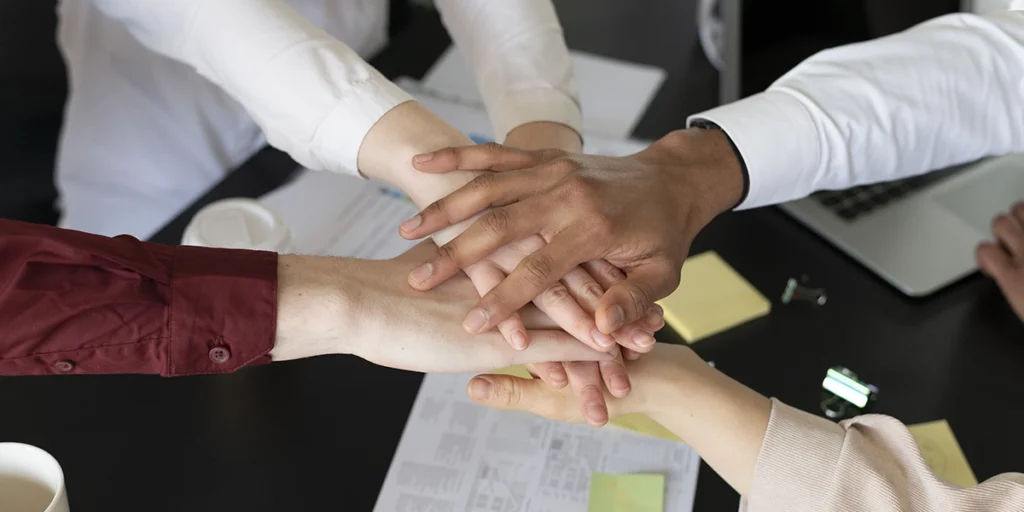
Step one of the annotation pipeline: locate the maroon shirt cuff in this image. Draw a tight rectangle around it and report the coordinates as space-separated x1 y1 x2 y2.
0 219 278 377
165 245 278 376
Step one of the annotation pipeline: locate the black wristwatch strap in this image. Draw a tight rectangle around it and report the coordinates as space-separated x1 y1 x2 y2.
690 119 750 209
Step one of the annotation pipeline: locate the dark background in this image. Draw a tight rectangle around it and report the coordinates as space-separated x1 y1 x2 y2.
2 1 1022 511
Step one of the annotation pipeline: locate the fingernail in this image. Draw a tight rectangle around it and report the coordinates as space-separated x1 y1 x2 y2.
413 153 434 163
591 329 615 349
654 304 664 316
400 215 422 232
512 331 528 351
469 378 491 400
645 309 663 329
409 263 433 285
606 305 625 332
632 330 655 348
586 403 608 424
463 308 489 333
611 375 630 394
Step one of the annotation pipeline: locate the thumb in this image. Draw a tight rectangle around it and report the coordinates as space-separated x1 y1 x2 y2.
596 261 680 334
467 374 581 423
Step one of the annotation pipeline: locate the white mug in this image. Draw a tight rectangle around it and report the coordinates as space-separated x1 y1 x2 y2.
182 198 294 253
0 443 69 512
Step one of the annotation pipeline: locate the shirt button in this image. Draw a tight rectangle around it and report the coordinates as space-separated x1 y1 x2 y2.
53 360 75 373
209 346 231 364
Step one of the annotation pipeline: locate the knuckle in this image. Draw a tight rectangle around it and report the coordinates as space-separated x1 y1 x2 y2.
435 242 461 266
480 141 505 156
521 254 554 287
494 379 522 407
480 209 511 238
550 157 582 176
559 175 595 203
597 264 625 284
538 148 568 161
586 214 615 238
580 282 604 302
993 214 1013 233
541 283 572 307
468 172 497 192
625 284 652 317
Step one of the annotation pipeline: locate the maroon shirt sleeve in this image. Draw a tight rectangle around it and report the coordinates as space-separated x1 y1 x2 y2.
0 219 278 376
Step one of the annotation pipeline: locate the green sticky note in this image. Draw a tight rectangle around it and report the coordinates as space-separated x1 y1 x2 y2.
588 473 665 512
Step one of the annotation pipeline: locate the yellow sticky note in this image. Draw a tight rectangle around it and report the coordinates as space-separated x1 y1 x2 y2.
609 414 680 442
491 365 534 379
657 251 770 343
909 420 978 487
588 473 664 512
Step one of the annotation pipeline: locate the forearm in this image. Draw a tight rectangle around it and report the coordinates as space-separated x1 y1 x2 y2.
0 220 277 376
357 102 485 244
692 10 1024 209
632 351 771 496
435 0 582 140
92 0 411 175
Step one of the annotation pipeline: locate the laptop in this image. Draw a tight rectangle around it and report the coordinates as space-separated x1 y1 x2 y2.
719 0 1024 296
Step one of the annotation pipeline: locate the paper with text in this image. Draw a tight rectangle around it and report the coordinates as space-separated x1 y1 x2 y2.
260 170 419 259
372 373 700 512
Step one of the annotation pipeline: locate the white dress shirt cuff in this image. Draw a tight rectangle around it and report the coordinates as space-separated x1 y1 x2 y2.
491 88 583 142
689 90 821 210
311 75 414 175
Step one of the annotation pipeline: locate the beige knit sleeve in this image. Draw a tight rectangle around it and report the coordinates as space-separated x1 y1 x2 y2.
738 399 1024 512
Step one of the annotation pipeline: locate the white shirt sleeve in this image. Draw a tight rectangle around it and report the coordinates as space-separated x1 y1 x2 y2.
689 8 1024 210
89 0 413 175
434 0 582 140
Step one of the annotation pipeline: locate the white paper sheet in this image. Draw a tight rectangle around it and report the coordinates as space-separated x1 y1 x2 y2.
373 373 700 512
421 47 666 138
260 170 419 259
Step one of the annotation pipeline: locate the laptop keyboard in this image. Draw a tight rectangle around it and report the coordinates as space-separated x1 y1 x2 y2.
813 169 959 221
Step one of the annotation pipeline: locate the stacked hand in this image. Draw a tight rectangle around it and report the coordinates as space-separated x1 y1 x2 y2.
398 127 746 425
271 241 615 372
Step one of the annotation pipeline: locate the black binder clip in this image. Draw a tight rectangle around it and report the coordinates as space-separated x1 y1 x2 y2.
820 366 878 420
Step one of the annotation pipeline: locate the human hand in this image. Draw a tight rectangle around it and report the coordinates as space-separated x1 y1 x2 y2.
358 104 656 362
977 202 1024 321
270 243 613 373
466 121 653 427
466 343 700 424
467 342 773 496
401 128 745 336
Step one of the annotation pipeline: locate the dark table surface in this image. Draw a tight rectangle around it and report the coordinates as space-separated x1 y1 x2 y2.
3 3 1024 511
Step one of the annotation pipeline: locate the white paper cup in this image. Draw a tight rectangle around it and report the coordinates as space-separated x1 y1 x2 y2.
182 198 293 253
0 443 69 512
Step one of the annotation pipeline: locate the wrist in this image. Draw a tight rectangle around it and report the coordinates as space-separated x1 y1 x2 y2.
270 255 361 362
357 101 476 206
642 128 745 228
504 121 583 152
608 344 705 418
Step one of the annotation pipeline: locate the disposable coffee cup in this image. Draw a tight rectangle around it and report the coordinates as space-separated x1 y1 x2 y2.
182 198 293 253
0 443 70 512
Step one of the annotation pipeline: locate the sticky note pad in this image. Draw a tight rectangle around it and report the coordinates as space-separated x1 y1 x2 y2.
657 251 770 343
589 473 664 512
909 420 978 487
609 414 680 442
491 365 534 379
